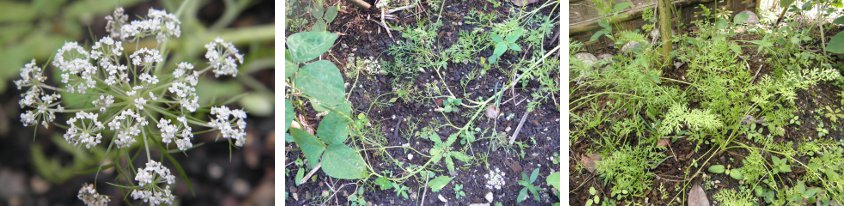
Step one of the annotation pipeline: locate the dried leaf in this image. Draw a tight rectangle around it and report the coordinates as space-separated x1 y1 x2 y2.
688 184 710 206
581 153 602 173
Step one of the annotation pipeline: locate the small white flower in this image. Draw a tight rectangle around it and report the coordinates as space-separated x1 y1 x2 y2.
93 95 114 113
204 37 243 77
108 109 149 148
102 63 129 86
105 7 128 39
14 60 47 90
130 48 163 69
65 111 104 149
120 8 180 43
209 106 248 146
54 42 97 93
90 37 124 60
139 73 159 85
78 183 110 206
159 116 194 151
132 160 176 205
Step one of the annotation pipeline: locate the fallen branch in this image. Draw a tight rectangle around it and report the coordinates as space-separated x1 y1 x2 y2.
509 110 530 144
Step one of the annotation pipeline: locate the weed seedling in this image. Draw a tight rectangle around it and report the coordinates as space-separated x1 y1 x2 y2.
517 167 542 203
488 27 524 64
429 133 472 173
585 186 601 206
454 184 466 199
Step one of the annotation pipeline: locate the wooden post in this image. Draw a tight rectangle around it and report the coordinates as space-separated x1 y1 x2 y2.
658 0 673 67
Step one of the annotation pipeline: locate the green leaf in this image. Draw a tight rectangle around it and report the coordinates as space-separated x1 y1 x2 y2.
450 151 471 162
505 28 524 43
428 176 453 192
445 134 458 146
585 199 593 206
529 168 540 182
779 0 794 7
590 30 606 42
0 2 36 22
517 188 528 203
322 144 368 179
285 59 298 78
375 176 394 190
311 5 325 19
312 20 327 32
287 31 339 62
508 42 522 52
612 2 632 12
445 156 456 173
827 32 844 54
729 169 744 180
290 128 326 168
294 60 347 110
546 172 560 191
491 33 503 42
324 5 339 22
317 111 350 145
707 165 725 174
295 167 305 185
489 42 508 63
285 99 294 132
833 16 844 25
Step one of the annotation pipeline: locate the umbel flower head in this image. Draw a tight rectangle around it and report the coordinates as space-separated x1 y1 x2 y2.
15 7 249 206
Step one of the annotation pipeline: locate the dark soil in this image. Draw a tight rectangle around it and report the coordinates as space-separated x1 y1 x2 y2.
285 0 560 205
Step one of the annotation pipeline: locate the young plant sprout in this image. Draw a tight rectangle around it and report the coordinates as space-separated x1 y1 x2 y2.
14 7 248 205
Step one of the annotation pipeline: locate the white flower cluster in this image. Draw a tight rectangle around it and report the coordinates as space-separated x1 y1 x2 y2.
484 168 506 190
209 106 248 146
158 116 194 151
65 112 105 149
78 183 110 206
108 110 149 148
54 42 97 93
119 8 181 43
205 37 244 77
132 160 176 205
15 7 250 205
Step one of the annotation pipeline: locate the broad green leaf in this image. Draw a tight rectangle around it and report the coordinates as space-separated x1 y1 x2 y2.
285 58 298 78
285 99 294 132
311 5 324 19
287 32 339 62
779 0 794 7
317 111 350 145
322 144 368 179
834 16 844 25
589 30 606 42
707 165 725 174
729 169 744 180
509 42 522 52
294 60 346 110
239 92 274 116
290 128 326 168
827 32 844 54
324 5 339 22
491 33 503 42
375 176 394 190
428 176 453 192
547 172 560 191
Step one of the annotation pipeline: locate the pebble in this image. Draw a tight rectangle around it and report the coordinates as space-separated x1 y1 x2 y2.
736 10 759 25
485 192 494 202
408 154 414 161
209 163 223 179
30 176 49 194
438 194 448 203
0 169 27 199
574 53 598 67
598 53 613 61
232 178 251 196
621 41 643 53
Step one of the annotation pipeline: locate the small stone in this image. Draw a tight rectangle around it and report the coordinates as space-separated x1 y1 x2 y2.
408 154 414 161
597 53 613 61
485 105 500 119
438 194 448 203
736 10 759 25
232 178 251 196
30 176 49 194
575 53 598 67
485 192 494 202
621 41 643 53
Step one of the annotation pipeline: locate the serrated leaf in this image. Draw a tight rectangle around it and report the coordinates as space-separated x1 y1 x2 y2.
324 5 339 22
450 151 471 162
317 111 350 145
285 99 294 132
707 165 725 174
428 176 453 192
375 176 394 190
322 144 367 179
827 32 844 54
445 155 455 173
287 31 339 62
509 42 522 52
517 188 528 203
505 28 524 43
290 128 326 168
294 60 346 111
